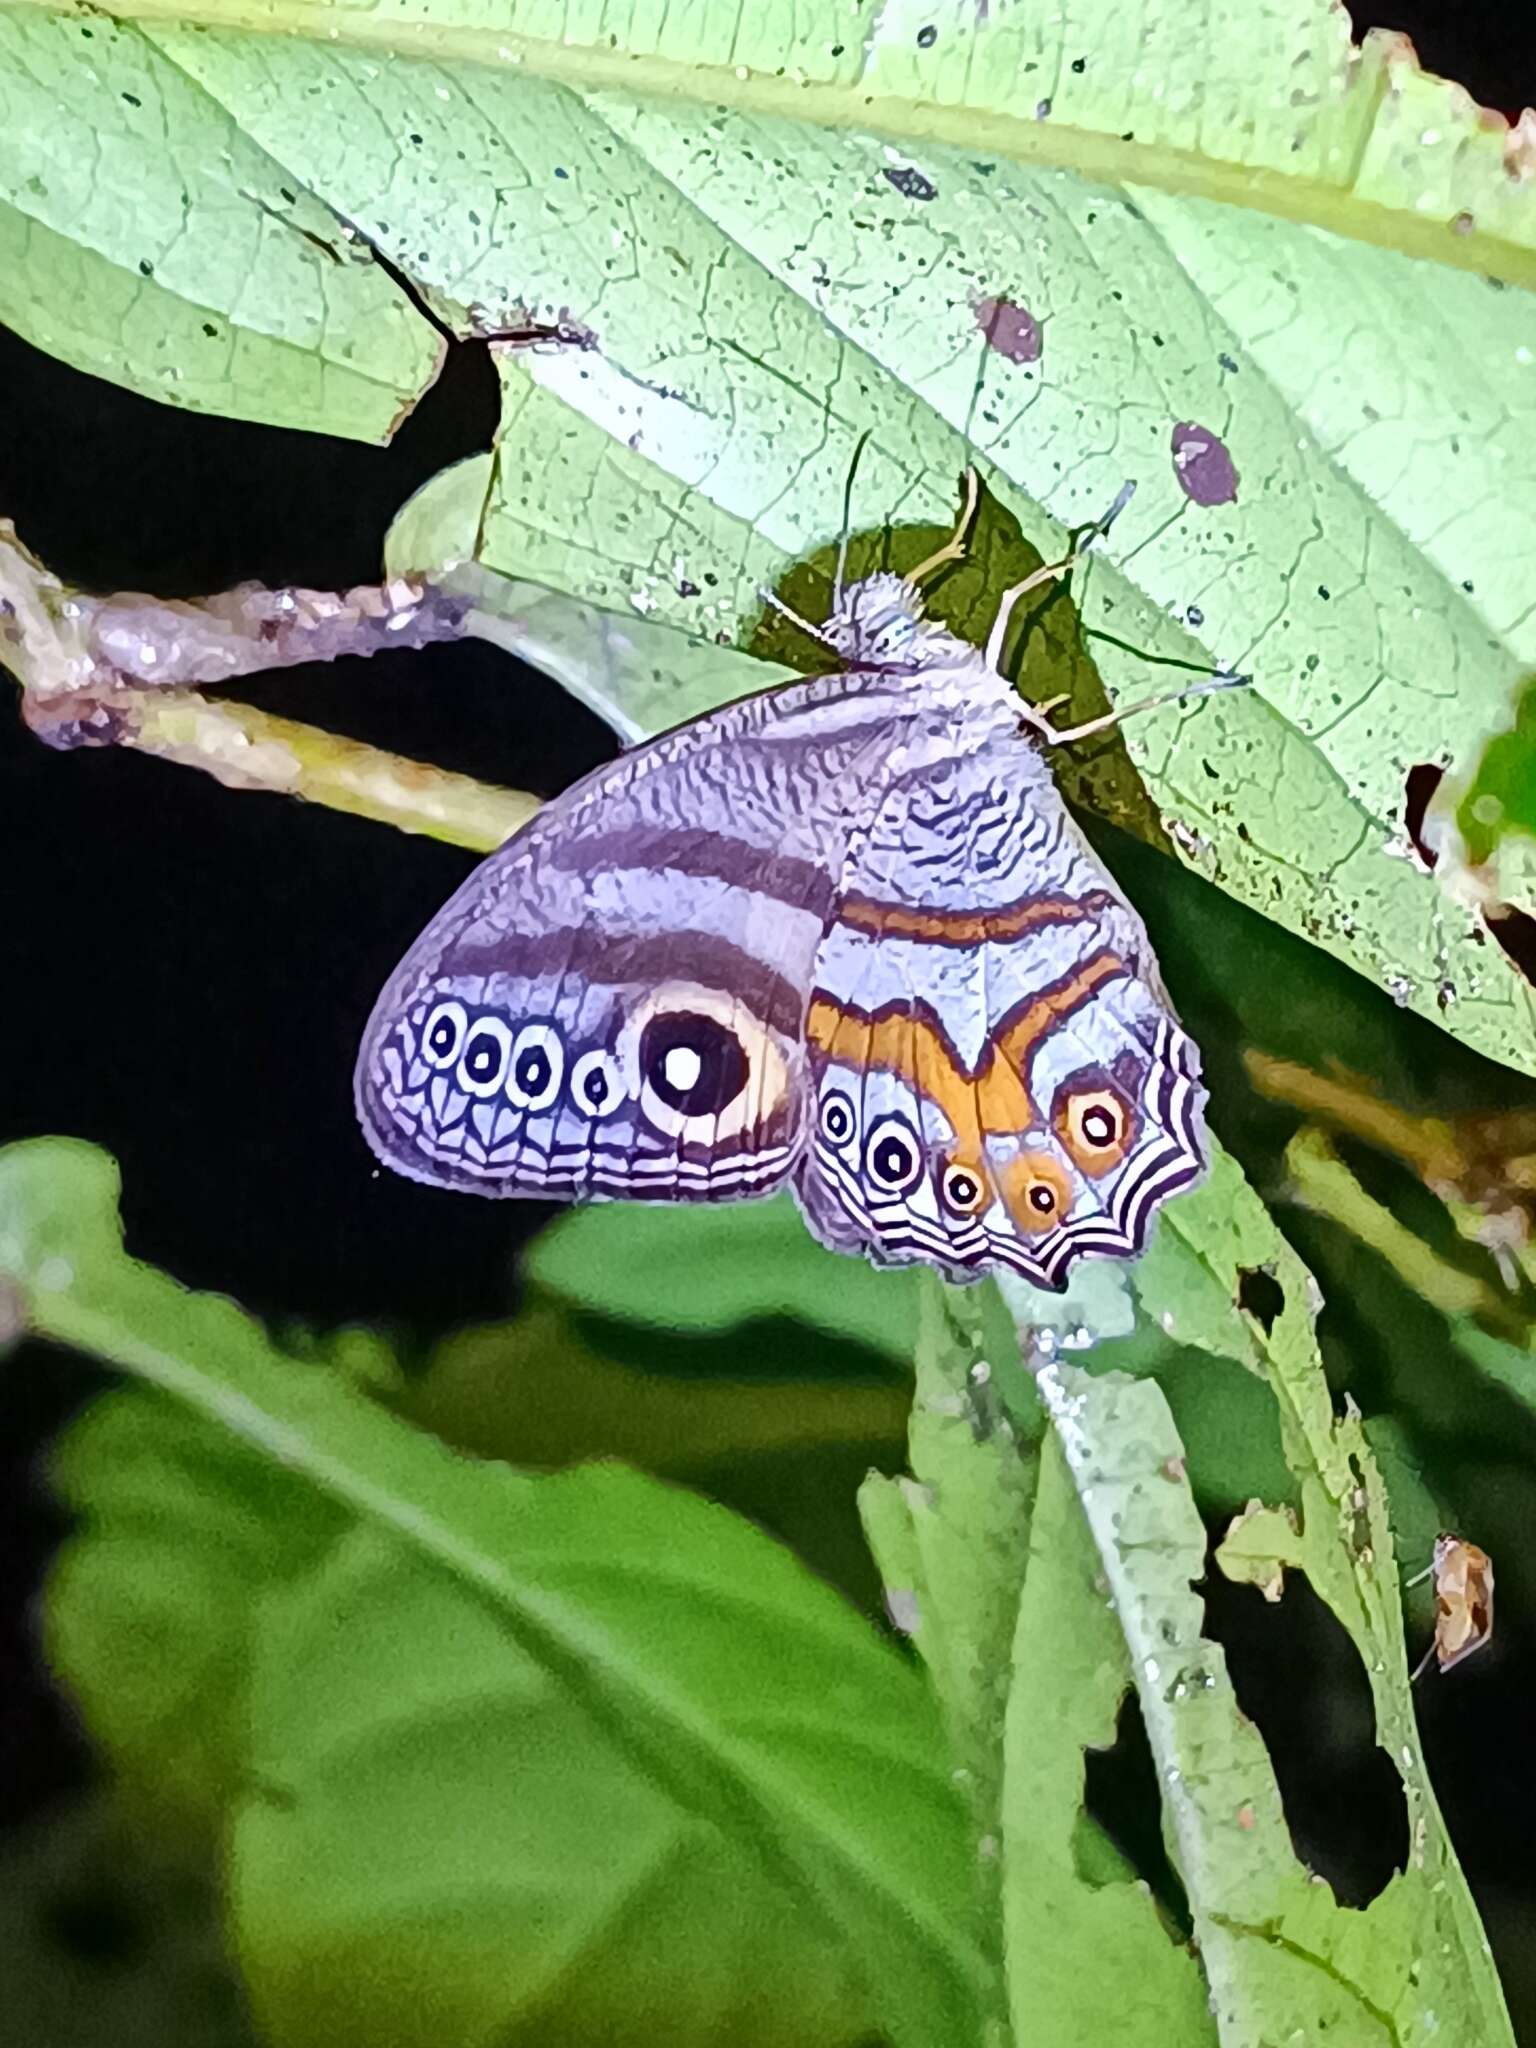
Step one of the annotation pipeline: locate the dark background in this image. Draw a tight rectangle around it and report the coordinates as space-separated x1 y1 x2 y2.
2 6 1533 2039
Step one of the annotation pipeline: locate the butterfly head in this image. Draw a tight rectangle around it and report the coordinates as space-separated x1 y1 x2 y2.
821 569 925 662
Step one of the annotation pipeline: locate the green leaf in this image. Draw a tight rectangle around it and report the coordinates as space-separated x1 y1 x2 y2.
1019 1143 1517 2046
525 1193 923 1363
4 0 1534 1062
0 7 439 439
408 1296 911 1474
46 1387 345 1827
0 1138 986 2048
1001 1429 1215 2046
234 1524 871 2048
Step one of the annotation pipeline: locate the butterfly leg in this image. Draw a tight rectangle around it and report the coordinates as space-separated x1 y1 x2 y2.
1038 672 1250 746
983 553 1081 672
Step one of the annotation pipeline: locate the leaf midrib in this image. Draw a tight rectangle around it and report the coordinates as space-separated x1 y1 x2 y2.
9 0 1532 291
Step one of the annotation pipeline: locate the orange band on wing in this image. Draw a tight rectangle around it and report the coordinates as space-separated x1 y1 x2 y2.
840 890 1115 947
806 950 1128 1146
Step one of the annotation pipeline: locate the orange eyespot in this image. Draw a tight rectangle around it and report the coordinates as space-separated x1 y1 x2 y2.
1055 1084 1133 1176
1000 1153 1073 1234
939 1158 992 1215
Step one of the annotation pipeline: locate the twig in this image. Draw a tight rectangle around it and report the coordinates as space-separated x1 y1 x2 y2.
0 520 535 852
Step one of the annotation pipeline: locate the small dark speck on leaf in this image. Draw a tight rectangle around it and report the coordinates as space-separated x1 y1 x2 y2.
1317 585 1331 600
1035 97 1052 119
1171 422 1239 506
677 578 700 598
138 259 153 277
917 23 937 46
202 322 218 338
1237 1267 1285 1334
830 42 844 56
1463 579 1475 593
554 166 569 179
1071 54 1087 71
1186 604 1204 626
121 91 141 106
1219 352 1239 373
883 164 938 202
408 132 423 146
974 294 1042 364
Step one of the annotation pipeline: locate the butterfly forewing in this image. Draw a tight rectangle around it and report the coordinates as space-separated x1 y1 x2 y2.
355 672 909 1203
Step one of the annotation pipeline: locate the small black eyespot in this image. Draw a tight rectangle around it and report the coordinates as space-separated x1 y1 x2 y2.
507 1023 562 1110
569 1048 623 1119
466 1035 502 1084
820 1092 856 1144
1029 1183 1057 1214
1082 1105 1118 1146
422 999 468 1069
640 1011 749 1117
459 1018 511 1095
865 1116 923 1194
515 1045 550 1094
942 1166 981 1211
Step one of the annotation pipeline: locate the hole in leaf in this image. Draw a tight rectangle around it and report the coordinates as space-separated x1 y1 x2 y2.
1203 1540 1409 1906
1081 1686 1193 1941
1488 908 1536 988
1236 1265 1285 1334
1402 761 1444 868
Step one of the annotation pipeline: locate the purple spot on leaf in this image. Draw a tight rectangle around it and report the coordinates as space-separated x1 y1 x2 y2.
974 295 1042 364
1171 422 1239 507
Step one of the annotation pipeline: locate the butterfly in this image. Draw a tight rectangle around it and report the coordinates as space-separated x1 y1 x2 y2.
355 474 1210 1289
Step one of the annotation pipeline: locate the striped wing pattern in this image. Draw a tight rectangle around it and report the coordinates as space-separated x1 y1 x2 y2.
355 671 905 1202
793 709 1208 1289
357 647 1208 1287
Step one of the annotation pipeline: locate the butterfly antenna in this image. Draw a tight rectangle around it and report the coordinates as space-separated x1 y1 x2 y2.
760 583 839 651
1072 477 1136 553
904 466 981 590
832 428 875 609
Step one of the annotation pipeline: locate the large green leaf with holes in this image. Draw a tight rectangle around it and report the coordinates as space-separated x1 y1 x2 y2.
1 0 1534 1068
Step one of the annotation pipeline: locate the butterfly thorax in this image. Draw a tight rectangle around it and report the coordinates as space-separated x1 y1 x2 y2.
819 572 1020 741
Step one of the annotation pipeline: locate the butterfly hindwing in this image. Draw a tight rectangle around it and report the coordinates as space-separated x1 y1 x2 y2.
793 714 1208 1287
355 671 911 1202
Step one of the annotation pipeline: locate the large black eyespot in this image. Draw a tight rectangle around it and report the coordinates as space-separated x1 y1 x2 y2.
422 999 468 1070
864 1115 923 1195
459 1017 511 1096
819 1092 856 1146
639 1011 749 1117
507 1023 563 1111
